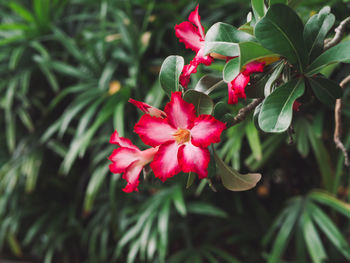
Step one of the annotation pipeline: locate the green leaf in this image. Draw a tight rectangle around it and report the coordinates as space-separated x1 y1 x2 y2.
251 0 266 20
258 78 305 133
306 41 350 75
301 208 327 263
303 7 335 62
186 172 196 189
194 75 224 95
204 22 256 57
245 121 262 161
159 55 184 96
269 0 287 5
308 75 342 106
264 61 284 96
255 4 307 71
83 165 109 212
309 202 350 260
8 2 35 23
172 187 187 216
294 118 310 157
223 42 278 82
187 202 227 218
183 90 214 115
267 199 301 263
309 190 350 219
214 152 261 191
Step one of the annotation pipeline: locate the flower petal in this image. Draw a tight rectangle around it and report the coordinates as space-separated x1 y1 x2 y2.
164 92 196 129
150 141 181 182
188 5 205 40
109 129 138 150
108 148 140 173
175 21 203 52
134 114 176 147
243 61 265 75
228 73 250 104
122 161 143 193
178 143 210 179
190 115 226 147
129 98 166 119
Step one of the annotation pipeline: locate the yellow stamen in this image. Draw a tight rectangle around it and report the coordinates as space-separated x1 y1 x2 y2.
173 129 191 144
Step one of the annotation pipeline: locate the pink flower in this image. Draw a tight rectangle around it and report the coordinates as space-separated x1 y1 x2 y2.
228 61 265 104
175 5 214 88
109 130 158 193
128 98 166 118
134 92 226 181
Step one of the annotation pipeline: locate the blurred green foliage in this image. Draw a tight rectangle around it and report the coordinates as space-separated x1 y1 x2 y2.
0 0 350 262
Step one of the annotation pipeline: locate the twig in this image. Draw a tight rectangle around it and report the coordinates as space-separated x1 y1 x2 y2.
334 75 350 166
231 98 263 126
324 16 350 50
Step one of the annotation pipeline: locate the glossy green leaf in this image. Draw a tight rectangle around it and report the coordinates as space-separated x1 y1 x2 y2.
251 0 266 20
309 202 350 260
259 78 305 133
214 152 261 191
303 7 335 62
204 22 255 57
306 41 350 75
223 42 277 82
159 55 184 96
301 209 327 263
308 75 342 106
255 4 307 71
183 90 214 115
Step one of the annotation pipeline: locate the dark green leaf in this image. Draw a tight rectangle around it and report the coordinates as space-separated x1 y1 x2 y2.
159 55 184 96
183 90 214 115
187 202 228 218
308 75 342 106
258 78 305 133
306 41 350 75
264 61 284 96
255 4 307 71
303 7 335 62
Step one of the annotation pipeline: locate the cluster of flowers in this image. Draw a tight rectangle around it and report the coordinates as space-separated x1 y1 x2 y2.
175 5 265 104
109 92 226 192
108 5 283 192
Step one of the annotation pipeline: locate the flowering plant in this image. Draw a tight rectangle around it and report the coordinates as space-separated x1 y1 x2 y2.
109 2 350 192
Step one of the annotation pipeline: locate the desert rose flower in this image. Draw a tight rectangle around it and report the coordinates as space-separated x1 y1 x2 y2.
134 92 226 181
175 5 213 88
228 60 265 104
128 98 166 118
109 130 158 193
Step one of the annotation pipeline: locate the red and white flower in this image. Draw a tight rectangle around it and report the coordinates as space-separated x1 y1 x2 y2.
134 92 226 181
175 5 214 88
228 60 265 104
109 130 158 193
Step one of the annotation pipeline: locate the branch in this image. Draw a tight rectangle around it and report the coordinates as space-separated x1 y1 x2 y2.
334 75 350 166
231 98 263 126
324 16 350 50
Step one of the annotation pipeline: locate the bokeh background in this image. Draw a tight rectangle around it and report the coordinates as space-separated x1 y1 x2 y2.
1 0 350 262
